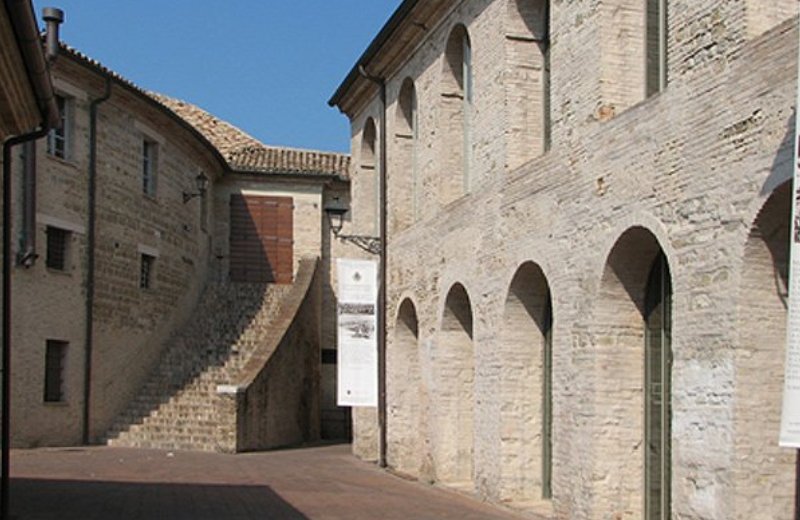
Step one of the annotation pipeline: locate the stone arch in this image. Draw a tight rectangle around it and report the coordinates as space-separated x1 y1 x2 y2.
387 298 423 476
439 24 472 206
392 78 417 231
432 282 475 486
359 117 378 233
734 180 795 518
592 226 671 519
506 0 550 169
499 261 553 502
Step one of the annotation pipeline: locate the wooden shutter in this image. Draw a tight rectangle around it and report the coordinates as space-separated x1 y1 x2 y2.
229 194 293 283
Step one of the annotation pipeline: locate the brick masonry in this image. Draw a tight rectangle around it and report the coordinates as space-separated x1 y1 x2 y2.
334 1 800 518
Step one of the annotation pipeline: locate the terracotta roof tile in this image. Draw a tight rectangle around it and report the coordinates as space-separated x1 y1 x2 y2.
154 94 350 179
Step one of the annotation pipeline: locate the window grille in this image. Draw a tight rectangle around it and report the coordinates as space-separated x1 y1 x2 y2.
44 340 67 403
46 226 69 271
140 254 155 289
142 140 157 196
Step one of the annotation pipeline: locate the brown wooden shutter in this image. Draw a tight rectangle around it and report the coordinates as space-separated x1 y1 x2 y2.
229 194 293 283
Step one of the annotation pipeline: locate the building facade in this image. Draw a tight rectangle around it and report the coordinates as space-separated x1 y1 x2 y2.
3 28 352 448
330 1 800 518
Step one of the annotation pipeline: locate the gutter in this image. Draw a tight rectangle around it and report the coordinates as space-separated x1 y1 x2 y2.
327 0 419 109
3 0 59 130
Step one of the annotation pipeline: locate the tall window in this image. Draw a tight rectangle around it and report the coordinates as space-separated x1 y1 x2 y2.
44 340 68 403
462 32 473 190
644 251 671 519
507 0 551 167
646 0 668 97
140 253 155 289
45 226 70 271
440 25 472 205
142 140 157 197
396 78 417 227
47 95 70 159
361 118 378 233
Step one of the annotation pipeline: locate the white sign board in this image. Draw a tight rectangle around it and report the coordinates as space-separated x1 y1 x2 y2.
779 28 800 448
336 258 378 407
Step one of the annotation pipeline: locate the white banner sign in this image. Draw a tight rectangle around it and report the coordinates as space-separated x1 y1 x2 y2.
336 258 378 407
779 27 800 448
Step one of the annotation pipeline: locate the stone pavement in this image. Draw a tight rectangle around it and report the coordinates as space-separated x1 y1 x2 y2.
10 443 527 519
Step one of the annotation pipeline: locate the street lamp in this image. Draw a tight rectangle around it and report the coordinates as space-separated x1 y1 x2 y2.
182 172 208 203
324 196 381 255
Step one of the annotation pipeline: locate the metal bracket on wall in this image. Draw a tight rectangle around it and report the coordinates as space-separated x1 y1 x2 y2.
335 234 381 255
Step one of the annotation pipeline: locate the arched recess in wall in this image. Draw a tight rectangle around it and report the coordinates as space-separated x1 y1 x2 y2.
387 298 424 477
499 262 553 502
439 24 472 207
359 117 378 233
393 78 417 232
734 181 795 518
432 283 475 486
593 226 672 519
506 0 550 171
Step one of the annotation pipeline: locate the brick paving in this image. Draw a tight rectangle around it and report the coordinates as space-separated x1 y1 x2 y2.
9 443 526 519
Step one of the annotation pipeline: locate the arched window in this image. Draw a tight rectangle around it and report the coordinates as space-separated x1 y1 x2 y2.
644 251 671 519
360 118 378 233
646 0 668 97
394 78 417 229
507 0 551 168
594 227 672 518
735 182 796 518
433 283 474 486
500 262 553 501
387 299 423 476
440 25 472 206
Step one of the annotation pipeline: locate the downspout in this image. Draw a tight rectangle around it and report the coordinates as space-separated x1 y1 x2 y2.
358 65 388 468
1 3 62 518
2 126 48 520
83 77 112 445
17 141 37 267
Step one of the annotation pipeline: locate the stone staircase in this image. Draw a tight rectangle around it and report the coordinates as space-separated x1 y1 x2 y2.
104 281 292 452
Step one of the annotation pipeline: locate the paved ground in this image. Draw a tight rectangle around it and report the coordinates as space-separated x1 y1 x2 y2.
9 443 526 519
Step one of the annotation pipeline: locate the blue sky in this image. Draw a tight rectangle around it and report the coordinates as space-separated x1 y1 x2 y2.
32 1 401 153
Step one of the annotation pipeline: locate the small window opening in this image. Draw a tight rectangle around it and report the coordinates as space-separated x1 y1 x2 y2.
44 340 67 403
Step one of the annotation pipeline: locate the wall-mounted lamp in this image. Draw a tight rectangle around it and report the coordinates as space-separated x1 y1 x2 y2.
182 172 208 203
323 196 381 255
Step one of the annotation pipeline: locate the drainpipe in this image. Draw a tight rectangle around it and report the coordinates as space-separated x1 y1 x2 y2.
358 65 388 468
1 4 63 518
83 78 112 445
16 141 37 267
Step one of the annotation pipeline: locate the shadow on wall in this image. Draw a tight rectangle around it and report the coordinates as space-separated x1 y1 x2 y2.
761 108 795 197
11 478 307 519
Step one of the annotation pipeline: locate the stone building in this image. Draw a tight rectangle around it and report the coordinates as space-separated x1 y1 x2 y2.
2 10 353 451
329 0 800 518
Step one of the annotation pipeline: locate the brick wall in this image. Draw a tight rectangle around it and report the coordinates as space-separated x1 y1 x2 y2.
340 1 800 518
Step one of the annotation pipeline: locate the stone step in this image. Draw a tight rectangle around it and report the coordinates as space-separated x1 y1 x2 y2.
104 281 290 451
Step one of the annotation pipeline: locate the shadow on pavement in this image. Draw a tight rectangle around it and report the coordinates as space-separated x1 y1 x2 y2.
11 478 308 520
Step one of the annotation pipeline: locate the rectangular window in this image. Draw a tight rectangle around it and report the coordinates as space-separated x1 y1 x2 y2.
45 226 70 271
140 253 155 289
47 95 70 159
646 0 668 97
142 140 157 196
44 340 67 403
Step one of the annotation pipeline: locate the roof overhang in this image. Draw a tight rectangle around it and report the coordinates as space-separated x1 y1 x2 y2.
328 0 452 118
1 0 58 138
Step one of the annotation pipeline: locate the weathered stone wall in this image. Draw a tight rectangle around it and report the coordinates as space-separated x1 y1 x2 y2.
11 56 221 446
343 1 800 518
235 257 321 451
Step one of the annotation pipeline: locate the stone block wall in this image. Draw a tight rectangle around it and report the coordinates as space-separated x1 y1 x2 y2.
340 1 800 518
10 55 222 446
